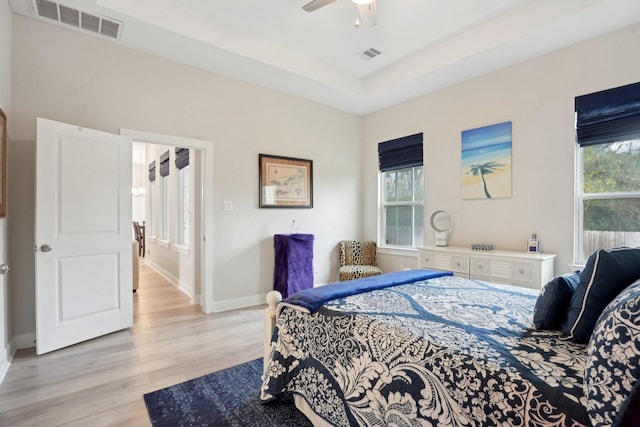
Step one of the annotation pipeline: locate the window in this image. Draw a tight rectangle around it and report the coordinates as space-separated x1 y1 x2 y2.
382 167 424 247
378 133 424 248
178 166 191 245
147 180 154 236
175 147 190 245
147 160 156 236
575 82 640 263
159 150 170 240
162 175 170 240
179 165 190 245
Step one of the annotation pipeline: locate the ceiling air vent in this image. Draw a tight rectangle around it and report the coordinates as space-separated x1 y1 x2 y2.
360 47 381 60
34 0 122 39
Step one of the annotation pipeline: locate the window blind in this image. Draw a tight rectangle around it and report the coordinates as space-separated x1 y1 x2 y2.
378 133 423 172
159 150 170 177
575 81 640 147
148 160 156 182
175 147 189 169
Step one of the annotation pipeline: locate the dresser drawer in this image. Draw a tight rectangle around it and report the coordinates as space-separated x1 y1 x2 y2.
419 246 555 289
512 262 534 283
470 258 490 276
470 258 535 284
420 252 468 274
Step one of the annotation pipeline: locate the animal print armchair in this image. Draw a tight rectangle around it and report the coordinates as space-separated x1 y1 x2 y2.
338 240 383 281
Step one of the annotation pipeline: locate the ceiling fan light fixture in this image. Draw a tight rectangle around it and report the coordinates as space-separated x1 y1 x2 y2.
352 0 373 4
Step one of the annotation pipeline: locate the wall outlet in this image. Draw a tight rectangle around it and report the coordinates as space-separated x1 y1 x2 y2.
223 201 233 211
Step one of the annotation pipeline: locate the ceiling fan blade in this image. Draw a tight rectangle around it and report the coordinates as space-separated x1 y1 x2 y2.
302 0 338 13
356 0 377 28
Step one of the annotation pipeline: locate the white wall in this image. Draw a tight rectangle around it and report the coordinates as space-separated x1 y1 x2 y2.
8 13 640 344
9 16 362 338
0 0 12 380
365 24 640 275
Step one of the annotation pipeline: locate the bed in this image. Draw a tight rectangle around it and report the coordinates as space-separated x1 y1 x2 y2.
260 265 640 427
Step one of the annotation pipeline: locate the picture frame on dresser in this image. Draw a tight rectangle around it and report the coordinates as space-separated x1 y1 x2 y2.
0 108 6 217
259 154 313 208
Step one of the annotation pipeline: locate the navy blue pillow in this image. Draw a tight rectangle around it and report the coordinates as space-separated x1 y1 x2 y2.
585 279 640 426
533 272 580 330
563 247 640 343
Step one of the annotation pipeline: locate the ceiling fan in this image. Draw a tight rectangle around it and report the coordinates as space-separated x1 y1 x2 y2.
303 0 377 29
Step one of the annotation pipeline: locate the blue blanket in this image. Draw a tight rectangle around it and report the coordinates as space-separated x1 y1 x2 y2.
282 269 452 313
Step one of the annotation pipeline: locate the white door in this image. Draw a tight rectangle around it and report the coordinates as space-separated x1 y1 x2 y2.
36 118 133 355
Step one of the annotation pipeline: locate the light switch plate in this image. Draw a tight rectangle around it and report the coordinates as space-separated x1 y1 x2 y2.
223 201 233 211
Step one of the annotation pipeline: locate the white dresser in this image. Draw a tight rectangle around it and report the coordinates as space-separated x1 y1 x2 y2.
417 245 555 289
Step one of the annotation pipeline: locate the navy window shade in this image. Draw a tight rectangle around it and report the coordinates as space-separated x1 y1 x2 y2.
378 133 423 172
175 147 189 169
575 81 640 147
159 150 170 177
148 160 156 182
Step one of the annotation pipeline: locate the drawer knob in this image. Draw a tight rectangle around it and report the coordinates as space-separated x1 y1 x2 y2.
456 262 461 267
519 268 524 274
478 265 483 269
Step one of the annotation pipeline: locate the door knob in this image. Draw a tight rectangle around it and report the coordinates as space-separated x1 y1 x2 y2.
0 264 9 274
40 244 53 252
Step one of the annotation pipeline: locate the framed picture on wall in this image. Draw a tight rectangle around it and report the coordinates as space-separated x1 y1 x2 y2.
259 154 313 208
461 121 512 200
0 108 6 217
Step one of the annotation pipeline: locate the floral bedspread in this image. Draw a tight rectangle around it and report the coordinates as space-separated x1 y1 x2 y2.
261 275 590 426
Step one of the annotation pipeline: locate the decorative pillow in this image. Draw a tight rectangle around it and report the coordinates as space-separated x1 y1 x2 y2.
533 272 580 330
563 247 640 343
613 379 640 427
584 279 640 427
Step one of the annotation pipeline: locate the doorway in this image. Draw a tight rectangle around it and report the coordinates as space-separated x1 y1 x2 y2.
122 129 215 314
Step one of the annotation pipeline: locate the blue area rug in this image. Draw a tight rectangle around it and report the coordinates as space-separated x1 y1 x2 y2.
143 358 312 427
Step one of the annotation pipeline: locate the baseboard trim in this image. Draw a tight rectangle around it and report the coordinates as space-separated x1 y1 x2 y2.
143 259 179 286
144 260 199 304
0 332 30 386
13 332 36 349
212 293 267 313
178 278 195 302
0 343 12 386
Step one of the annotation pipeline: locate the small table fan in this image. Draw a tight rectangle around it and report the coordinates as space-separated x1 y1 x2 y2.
430 210 452 247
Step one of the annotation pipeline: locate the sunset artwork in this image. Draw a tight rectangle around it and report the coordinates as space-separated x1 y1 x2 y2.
461 121 512 200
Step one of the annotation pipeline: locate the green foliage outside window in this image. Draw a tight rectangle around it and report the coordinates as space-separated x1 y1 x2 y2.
582 141 640 232
383 167 424 247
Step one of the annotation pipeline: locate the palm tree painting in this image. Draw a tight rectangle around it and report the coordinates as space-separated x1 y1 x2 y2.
461 122 512 199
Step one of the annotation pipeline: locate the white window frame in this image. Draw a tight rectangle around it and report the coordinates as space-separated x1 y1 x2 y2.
574 142 640 265
147 179 154 237
179 165 190 246
379 166 424 249
162 174 169 240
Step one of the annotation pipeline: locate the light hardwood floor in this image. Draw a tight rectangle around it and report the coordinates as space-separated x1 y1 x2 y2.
0 261 266 426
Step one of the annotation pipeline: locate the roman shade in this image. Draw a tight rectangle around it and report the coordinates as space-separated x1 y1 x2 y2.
148 161 156 182
159 150 170 177
175 147 189 169
378 133 423 172
575 81 640 147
